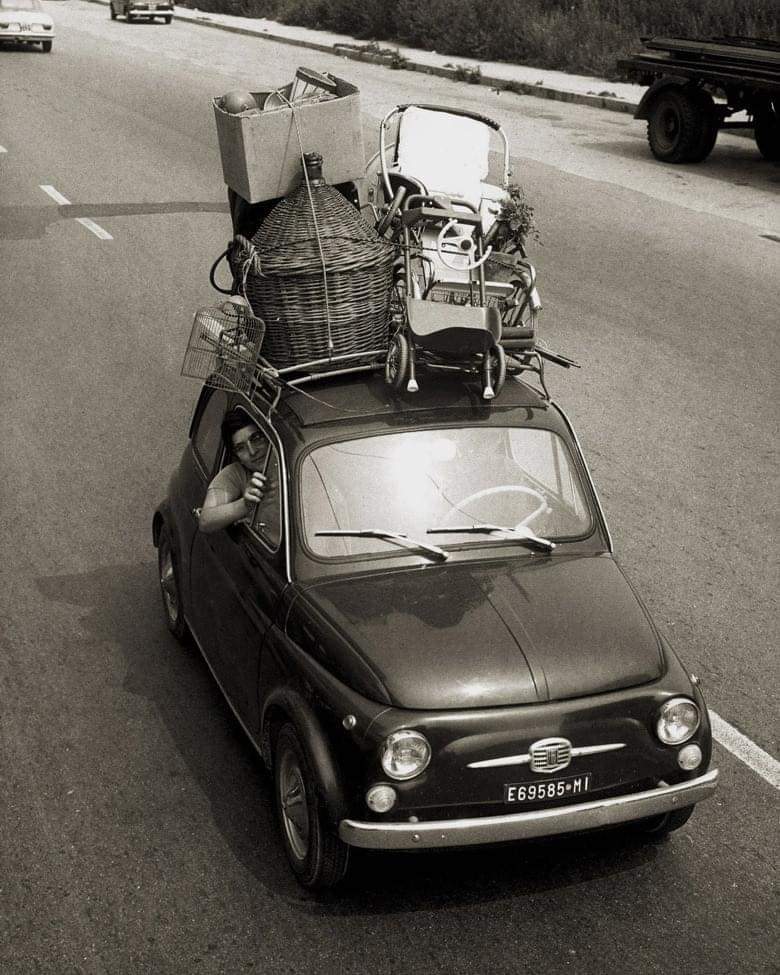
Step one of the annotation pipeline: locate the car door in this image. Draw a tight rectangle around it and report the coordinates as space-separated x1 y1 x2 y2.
185 387 231 661
189 410 287 729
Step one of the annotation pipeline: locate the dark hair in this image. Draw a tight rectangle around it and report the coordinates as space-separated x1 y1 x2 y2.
221 408 256 452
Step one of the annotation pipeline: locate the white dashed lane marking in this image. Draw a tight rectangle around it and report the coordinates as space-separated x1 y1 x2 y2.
75 217 113 240
710 710 780 789
39 185 113 239
0 146 7 153
40 184 71 205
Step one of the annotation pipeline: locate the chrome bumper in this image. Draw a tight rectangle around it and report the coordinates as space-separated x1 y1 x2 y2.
1 28 53 39
339 769 718 850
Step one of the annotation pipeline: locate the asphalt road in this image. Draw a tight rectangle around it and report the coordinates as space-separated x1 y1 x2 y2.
1 4 778 973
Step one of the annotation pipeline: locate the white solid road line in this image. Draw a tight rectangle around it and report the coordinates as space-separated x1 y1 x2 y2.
0 146 7 153
39 183 71 205
76 217 114 240
39 185 113 239
710 710 780 789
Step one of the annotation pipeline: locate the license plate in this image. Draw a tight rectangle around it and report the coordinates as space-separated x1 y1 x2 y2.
9 23 21 30
504 773 592 804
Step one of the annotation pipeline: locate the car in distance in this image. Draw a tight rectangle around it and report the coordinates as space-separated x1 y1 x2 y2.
0 0 54 52
110 0 173 24
153 372 718 889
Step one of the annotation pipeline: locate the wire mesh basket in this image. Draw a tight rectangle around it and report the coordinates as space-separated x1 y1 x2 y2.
181 299 266 395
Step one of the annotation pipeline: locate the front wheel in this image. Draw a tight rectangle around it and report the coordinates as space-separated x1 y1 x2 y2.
164 15 172 23
385 331 409 389
41 39 52 52
110 3 117 18
636 804 695 838
274 724 349 889
647 88 713 164
482 344 506 400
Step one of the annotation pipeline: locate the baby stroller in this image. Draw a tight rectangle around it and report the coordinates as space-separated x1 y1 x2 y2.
369 104 544 399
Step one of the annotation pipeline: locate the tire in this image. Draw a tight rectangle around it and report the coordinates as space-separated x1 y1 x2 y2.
41 39 52 52
647 88 713 164
385 331 409 389
274 724 349 889
110 3 116 18
636 804 695 838
482 344 506 400
754 103 780 161
157 524 189 644
164 15 172 23
686 90 719 163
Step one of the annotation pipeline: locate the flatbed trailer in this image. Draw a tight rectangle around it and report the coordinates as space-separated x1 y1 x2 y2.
617 36 780 163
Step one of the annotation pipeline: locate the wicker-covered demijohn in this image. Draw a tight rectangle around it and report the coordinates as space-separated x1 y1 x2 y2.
242 152 394 369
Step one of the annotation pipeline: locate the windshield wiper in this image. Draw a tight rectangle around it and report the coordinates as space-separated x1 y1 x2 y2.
315 529 450 562
427 524 555 553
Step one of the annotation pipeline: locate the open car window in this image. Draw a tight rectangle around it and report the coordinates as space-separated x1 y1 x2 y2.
299 426 593 559
192 389 228 476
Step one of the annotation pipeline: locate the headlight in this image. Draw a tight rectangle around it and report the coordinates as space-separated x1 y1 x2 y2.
380 730 431 780
656 697 700 745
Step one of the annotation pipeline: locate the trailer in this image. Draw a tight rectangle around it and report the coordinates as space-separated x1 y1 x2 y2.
617 36 780 163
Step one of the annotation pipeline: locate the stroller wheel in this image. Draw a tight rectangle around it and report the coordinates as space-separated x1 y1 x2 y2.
482 345 506 400
385 332 410 390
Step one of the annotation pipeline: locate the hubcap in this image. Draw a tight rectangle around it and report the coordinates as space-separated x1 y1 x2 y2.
279 749 310 861
159 541 179 623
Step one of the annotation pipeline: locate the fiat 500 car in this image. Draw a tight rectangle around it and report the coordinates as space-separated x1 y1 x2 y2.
109 0 173 23
0 0 54 51
153 373 718 889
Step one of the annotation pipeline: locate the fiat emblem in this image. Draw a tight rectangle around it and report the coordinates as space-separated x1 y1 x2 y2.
529 737 572 773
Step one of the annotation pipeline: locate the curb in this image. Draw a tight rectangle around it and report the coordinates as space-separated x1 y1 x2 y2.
90 0 640 116
185 15 639 115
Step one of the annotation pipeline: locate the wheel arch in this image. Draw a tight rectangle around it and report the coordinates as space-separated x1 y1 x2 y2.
262 687 348 826
635 76 694 120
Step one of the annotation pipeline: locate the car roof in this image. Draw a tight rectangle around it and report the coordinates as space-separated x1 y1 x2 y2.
245 371 552 431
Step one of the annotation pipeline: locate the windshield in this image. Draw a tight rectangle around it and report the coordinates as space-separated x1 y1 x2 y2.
300 427 593 558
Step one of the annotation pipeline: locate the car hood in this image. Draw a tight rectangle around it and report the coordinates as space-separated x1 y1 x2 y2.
299 555 664 709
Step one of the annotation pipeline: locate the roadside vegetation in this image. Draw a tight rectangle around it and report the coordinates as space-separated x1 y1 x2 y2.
180 0 778 78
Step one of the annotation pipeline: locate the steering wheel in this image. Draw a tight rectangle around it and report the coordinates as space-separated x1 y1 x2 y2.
445 484 548 528
436 218 492 271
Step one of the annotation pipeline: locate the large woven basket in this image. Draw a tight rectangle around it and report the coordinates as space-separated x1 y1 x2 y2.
243 164 394 369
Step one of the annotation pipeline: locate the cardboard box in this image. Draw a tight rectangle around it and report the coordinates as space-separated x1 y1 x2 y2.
213 75 365 204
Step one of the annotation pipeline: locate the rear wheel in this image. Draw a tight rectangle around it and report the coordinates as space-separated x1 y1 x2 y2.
754 102 780 161
647 88 713 164
157 524 189 644
636 804 695 838
274 724 349 889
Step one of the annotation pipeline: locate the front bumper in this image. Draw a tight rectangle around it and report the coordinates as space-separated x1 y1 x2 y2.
128 4 173 11
339 768 718 849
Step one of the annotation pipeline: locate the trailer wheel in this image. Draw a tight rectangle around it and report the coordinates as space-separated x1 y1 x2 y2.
647 88 715 164
754 102 780 161
687 90 719 163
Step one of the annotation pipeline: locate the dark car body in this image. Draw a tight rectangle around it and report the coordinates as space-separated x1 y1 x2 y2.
153 373 717 884
110 0 172 23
